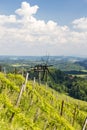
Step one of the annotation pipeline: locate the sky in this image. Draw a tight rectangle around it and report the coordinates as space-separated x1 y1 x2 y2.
0 0 87 56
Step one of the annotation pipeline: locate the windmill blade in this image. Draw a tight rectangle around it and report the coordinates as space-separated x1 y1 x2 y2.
40 55 50 65
41 57 45 64
46 55 49 65
41 69 45 81
47 68 56 83
45 69 48 82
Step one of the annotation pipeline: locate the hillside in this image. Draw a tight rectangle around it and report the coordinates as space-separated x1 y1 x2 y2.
0 73 87 130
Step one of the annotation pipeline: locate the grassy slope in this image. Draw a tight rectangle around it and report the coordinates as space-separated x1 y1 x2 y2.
0 73 87 130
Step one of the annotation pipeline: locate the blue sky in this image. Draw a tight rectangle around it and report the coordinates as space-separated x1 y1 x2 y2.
0 0 87 24
0 0 87 56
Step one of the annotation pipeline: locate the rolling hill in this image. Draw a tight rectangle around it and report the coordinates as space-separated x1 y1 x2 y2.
0 72 87 130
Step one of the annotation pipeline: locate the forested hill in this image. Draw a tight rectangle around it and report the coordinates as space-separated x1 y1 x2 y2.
0 72 87 130
41 69 87 101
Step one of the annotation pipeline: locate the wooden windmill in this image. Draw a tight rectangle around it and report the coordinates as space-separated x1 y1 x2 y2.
30 56 55 85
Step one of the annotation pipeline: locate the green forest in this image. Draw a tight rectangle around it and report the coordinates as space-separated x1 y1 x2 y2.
47 69 87 101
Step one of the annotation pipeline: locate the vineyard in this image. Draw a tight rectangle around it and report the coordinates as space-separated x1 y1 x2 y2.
0 72 87 130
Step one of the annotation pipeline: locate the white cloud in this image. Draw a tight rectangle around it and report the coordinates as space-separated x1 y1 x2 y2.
72 17 87 30
0 15 16 25
15 2 39 16
0 1 87 56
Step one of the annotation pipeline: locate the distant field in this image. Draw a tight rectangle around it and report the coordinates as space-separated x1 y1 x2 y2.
12 64 29 67
72 74 87 78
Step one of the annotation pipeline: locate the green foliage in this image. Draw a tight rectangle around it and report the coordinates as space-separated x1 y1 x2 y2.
69 78 87 100
44 69 87 101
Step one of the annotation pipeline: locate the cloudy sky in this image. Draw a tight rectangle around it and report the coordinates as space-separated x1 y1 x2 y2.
0 0 87 56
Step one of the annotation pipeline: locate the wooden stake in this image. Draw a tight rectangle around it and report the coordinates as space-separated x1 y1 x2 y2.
60 100 64 116
16 72 29 106
33 108 40 123
82 117 87 130
3 67 6 75
43 120 48 130
23 73 29 91
45 70 48 88
72 106 77 126
38 71 41 85
34 77 36 83
22 67 24 77
9 73 29 122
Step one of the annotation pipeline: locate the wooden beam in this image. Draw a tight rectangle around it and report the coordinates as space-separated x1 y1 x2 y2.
82 117 87 130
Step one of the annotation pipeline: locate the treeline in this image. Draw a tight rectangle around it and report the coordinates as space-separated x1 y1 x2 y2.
47 69 87 101
64 70 87 75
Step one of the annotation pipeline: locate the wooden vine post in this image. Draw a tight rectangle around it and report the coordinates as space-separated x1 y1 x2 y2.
9 72 29 122
72 106 77 126
43 120 48 130
82 117 87 130
38 71 41 85
33 77 36 88
33 108 40 123
60 100 64 116
3 67 6 75
16 72 29 106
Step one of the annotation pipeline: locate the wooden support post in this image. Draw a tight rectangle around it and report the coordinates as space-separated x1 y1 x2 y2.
9 73 29 122
82 117 87 130
16 72 29 106
16 84 25 107
22 67 24 77
23 73 29 91
33 77 36 89
43 120 48 130
14 67 17 74
38 71 41 85
33 108 40 123
72 106 77 126
3 67 6 75
34 77 36 83
60 100 64 116
45 70 48 88
28 94 33 112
